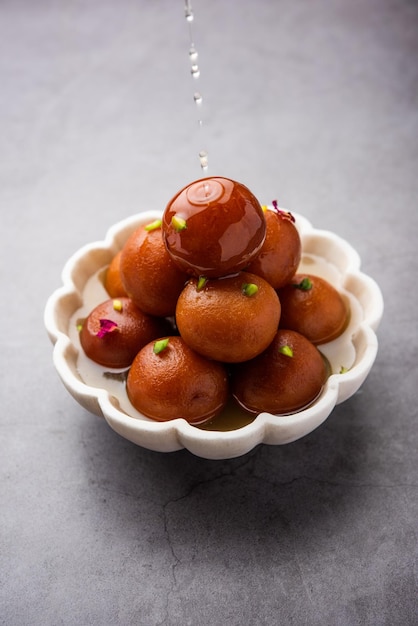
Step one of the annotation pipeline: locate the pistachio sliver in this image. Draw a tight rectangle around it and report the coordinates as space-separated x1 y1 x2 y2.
171 215 187 232
279 345 294 357
153 338 170 354
196 276 208 291
144 219 162 232
242 283 258 297
293 277 312 291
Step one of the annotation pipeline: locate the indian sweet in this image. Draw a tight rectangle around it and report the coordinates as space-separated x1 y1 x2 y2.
231 329 327 414
162 176 266 278
119 222 189 317
246 202 302 288
77 176 351 424
277 274 349 344
104 251 128 298
175 271 281 363
126 336 229 424
79 297 172 369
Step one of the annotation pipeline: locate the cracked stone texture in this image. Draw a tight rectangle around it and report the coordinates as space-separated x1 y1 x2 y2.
1 0 417 624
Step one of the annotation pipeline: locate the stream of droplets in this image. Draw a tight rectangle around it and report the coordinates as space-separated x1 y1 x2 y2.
184 0 208 172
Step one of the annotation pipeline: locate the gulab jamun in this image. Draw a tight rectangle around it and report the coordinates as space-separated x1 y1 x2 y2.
79 297 172 368
278 274 349 345
162 177 266 278
119 221 188 317
126 336 229 424
104 251 128 298
246 205 302 288
231 329 327 414
175 271 281 363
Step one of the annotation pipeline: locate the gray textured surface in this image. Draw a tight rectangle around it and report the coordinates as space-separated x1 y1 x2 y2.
1 1 417 624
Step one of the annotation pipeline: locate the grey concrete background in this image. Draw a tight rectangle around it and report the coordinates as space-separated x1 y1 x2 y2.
1 1 417 624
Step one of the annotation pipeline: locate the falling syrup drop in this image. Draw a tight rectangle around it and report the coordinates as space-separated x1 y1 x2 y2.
184 0 209 172
199 150 208 171
185 1 193 22
190 65 200 79
189 45 198 63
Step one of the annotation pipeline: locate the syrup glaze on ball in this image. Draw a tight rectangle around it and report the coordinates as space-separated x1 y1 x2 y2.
79 297 172 369
278 274 349 345
231 329 327 415
104 251 128 298
175 271 281 363
246 204 302 289
162 177 266 278
126 336 229 424
119 223 188 317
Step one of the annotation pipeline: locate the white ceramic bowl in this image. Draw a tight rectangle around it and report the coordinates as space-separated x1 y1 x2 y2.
44 210 383 460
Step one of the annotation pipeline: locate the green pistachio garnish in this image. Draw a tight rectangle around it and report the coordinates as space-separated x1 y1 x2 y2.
76 317 85 331
153 338 170 354
171 215 187 232
339 366 348 374
242 283 258 297
279 345 294 357
144 218 162 232
197 276 208 291
293 276 312 291
112 299 123 311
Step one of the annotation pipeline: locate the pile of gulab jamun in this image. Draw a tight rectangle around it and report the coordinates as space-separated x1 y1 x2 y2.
78 177 349 426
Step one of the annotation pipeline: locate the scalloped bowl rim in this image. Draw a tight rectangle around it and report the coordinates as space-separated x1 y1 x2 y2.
44 210 384 459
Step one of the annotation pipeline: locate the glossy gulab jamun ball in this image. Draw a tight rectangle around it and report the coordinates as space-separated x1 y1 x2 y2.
104 251 128 298
231 329 327 415
119 221 189 317
278 274 349 345
175 271 281 363
79 297 173 369
126 336 229 424
162 177 266 278
246 204 302 289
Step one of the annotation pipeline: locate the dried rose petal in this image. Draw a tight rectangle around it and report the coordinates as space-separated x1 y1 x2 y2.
272 199 295 223
96 319 118 338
